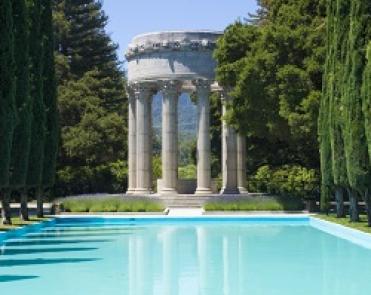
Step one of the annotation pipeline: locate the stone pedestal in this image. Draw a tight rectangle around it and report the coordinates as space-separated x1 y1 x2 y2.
134 84 153 195
160 81 180 194
126 88 136 194
220 93 239 194
237 133 248 194
194 80 213 195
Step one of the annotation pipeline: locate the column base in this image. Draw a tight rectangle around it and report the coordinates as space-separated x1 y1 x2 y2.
195 187 213 195
133 188 152 196
160 188 178 195
220 187 240 195
238 187 249 195
126 188 136 195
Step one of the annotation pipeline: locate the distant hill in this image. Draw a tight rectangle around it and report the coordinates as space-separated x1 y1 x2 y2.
152 93 197 140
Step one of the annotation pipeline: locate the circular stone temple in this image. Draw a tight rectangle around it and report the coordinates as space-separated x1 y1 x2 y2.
125 31 247 195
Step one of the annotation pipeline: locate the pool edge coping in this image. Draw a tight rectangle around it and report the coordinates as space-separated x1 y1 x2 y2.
2 214 371 250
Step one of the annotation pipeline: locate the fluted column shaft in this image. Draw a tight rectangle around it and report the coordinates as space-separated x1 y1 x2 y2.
221 93 239 194
160 81 180 194
135 84 153 194
195 80 212 194
237 133 248 194
126 88 136 194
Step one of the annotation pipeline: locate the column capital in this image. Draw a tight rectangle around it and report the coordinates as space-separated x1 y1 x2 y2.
129 81 157 96
192 79 212 92
159 80 182 96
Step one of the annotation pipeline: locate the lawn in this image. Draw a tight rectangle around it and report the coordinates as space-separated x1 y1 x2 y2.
204 196 305 211
0 217 49 232
61 197 165 213
315 214 371 234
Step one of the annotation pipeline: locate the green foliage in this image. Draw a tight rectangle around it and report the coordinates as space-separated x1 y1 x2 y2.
42 0 59 189
249 165 319 198
319 0 371 218
342 0 371 194
61 197 164 213
214 0 326 173
204 196 304 211
0 0 16 188
26 0 46 189
10 0 31 189
363 43 371 160
178 164 197 179
53 0 127 195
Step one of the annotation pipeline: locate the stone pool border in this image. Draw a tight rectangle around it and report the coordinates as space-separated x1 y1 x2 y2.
2 214 371 249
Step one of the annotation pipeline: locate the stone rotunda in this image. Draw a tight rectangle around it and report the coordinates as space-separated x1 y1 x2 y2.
125 31 247 195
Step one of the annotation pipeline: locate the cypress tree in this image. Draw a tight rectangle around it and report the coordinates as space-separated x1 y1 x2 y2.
343 0 370 223
319 0 334 213
26 0 46 214
10 0 32 221
40 0 59 217
329 0 350 218
0 0 17 225
363 43 371 164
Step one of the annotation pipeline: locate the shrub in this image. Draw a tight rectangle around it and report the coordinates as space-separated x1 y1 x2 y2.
249 165 319 198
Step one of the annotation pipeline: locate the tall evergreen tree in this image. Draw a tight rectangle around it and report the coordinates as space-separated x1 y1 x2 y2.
26 0 46 213
328 0 350 218
53 0 127 195
343 0 370 222
319 0 333 212
10 0 32 221
0 0 17 224
363 43 371 165
40 0 59 217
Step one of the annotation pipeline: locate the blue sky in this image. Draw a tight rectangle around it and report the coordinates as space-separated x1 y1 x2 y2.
102 0 259 63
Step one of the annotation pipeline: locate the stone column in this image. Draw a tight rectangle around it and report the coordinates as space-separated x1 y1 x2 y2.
194 80 213 195
160 81 180 194
220 92 239 194
135 83 153 195
126 86 136 194
237 133 248 194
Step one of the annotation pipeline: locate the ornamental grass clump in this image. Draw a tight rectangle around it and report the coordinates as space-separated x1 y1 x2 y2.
204 196 304 211
61 197 164 213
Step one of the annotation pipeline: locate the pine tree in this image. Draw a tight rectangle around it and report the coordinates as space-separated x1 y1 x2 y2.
56 0 125 109
40 0 59 217
26 0 46 211
54 0 127 195
0 0 17 224
10 0 32 221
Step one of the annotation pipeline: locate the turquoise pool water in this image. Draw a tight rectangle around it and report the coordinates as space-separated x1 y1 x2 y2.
1 217 371 295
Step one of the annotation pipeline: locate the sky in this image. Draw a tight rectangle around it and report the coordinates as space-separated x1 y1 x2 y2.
102 0 259 63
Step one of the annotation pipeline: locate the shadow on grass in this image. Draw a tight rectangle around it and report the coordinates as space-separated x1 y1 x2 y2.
0 247 98 256
0 275 39 283
3 239 113 247
0 257 100 267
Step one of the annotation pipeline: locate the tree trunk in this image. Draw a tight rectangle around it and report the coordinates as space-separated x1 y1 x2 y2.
335 187 345 218
1 189 12 225
20 189 29 221
365 189 371 227
36 187 43 218
348 188 360 222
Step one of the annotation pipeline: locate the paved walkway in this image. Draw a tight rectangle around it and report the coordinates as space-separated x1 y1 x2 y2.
166 207 205 216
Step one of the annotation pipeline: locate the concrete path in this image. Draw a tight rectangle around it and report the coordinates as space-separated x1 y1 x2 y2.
166 207 205 216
